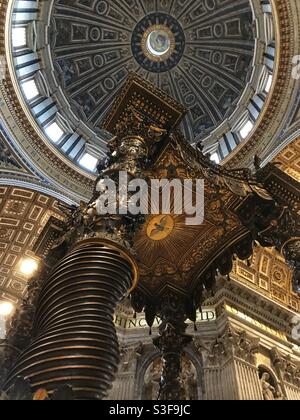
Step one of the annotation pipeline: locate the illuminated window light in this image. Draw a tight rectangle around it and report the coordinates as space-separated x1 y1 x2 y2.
79 153 98 171
265 75 273 93
12 27 26 48
240 120 254 139
21 79 39 101
45 122 64 143
210 153 220 164
0 301 14 316
20 258 38 276
147 30 171 57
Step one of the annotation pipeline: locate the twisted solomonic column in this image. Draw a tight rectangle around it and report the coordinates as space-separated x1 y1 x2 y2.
3 97 168 400
4 238 138 400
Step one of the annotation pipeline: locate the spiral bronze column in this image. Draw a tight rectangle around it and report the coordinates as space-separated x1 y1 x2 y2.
4 238 138 400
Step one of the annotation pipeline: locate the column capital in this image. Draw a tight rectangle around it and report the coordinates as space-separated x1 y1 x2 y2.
204 325 260 367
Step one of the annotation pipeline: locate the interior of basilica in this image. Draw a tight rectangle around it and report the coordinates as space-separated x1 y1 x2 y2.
0 0 299 402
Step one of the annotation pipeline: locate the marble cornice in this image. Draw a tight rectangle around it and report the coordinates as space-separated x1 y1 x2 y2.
205 277 296 333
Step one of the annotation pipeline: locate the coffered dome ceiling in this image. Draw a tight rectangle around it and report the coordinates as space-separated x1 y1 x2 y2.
3 0 299 200
49 0 256 144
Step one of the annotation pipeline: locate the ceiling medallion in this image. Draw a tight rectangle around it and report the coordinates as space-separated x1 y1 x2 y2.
7 0 267 174
132 13 185 73
146 215 175 241
142 25 175 62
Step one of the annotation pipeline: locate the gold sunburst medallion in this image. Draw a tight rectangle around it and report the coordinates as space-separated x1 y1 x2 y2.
146 215 175 241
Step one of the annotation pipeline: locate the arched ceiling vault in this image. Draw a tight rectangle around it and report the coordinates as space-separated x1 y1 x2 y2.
223 0 300 169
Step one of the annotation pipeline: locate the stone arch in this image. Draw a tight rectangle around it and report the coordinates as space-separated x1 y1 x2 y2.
134 344 204 400
258 364 284 400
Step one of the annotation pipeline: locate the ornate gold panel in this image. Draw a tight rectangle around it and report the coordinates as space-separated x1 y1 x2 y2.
0 187 63 302
233 246 299 312
276 138 300 182
132 137 247 296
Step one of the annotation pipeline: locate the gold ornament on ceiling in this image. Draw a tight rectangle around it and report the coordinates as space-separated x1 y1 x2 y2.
275 138 300 183
146 215 175 241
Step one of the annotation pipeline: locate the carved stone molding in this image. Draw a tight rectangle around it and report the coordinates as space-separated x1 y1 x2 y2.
119 343 145 374
271 348 300 387
206 277 294 331
204 325 260 367
0 134 25 173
